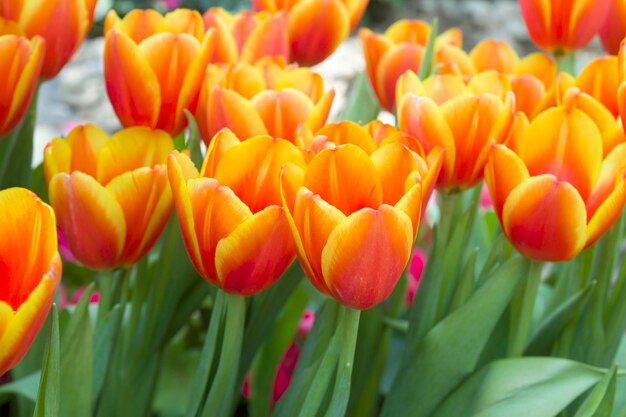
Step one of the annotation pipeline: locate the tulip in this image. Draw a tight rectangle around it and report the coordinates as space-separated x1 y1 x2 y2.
44 124 174 269
256 0 367 65
104 9 205 43
600 0 626 54
359 20 463 111
516 52 556 89
281 134 442 309
103 12 216 136
0 187 61 376
203 8 289 64
470 39 519 74
397 71 516 190
0 19 44 137
196 60 334 145
519 0 611 52
168 129 306 295
575 56 619 117
0 0 96 78
485 105 626 261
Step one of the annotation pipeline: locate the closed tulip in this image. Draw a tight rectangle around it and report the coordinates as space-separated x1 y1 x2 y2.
104 9 205 43
44 125 174 269
168 129 306 295
397 72 516 190
360 20 463 111
203 8 289 64
281 130 442 309
470 39 519 74
103 11 215 136
0 0 96 78
575 56 619 117
0 19 43 137
485 105 626 261
519 0 611 52
0 187 61 376
196 59 334 144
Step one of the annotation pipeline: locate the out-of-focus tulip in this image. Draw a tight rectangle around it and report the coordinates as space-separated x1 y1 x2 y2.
516 52 556 89
196 59 334 144
44 125 174 269
0 0 96 78
575 56 619 117
485 105 626 261
104 9 205 43
470 39 519 74
203 8 289 64
519 0 611 52
0 188 61 376
405 247 426 305
103 11 215 136
168 129 306 295
0 19 43 137
397 71 516 190
600 0 626 54
281 134 442 309
251 0 366 65
359 20 463 111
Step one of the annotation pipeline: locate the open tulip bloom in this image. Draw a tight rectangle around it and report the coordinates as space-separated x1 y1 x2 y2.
9 2 626 417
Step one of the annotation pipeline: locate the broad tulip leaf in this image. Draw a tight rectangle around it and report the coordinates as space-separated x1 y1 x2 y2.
419 18 438 80
33 304 60 417
433 358 604 417
380 255 528 417
184 110 204 169
0 372 40 403
574 365 617 417
340 72 380 124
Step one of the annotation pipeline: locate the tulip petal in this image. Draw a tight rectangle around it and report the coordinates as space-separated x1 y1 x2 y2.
394 182 422 241
375 43 424 111
49 172 126 269
502 174 587 261
321 206 413 309
104 30 161 129
305 89 335 135
586 170 626 248
215 205 294 295
484 143 530 220
384 19 430 44
575 56 619 117
586 143 626 219
106 166 173 265
251 89 314 142
359 28 392 101
104 9 166 42
469 39 519 73
241 12 289 63
315 121 378 154
370 142 419 205
303 144 383 215
205 87 268 140
202 128 242 178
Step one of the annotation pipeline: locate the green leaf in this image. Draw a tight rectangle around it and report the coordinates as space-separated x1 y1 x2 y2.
339 72 380 123
574 365 617 417
0 372 40 403
380 255 528 417
418 18 438 79
92 305 123 399
526 281 596 356
183 110 204 169
60 287 94 417
33 304 60 417
433 358 604 417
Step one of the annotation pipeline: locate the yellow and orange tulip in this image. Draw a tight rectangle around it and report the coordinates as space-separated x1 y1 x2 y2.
599 0 626 54
0 0 96 78
397 72 516 190
203 8 289 64
0 187 61 376
44 125 174 269
104 9 205 43
575 56 619 117
485 105 626 261
469 39 520 74
250 0 367 65
195 59 334 144
0 19 43 137
280 136 441 309
359 20 463 111
519 0 611 52
168 129 306 295
103 10 215 136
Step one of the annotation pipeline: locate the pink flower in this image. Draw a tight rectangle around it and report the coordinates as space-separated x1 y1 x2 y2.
406 247 426 305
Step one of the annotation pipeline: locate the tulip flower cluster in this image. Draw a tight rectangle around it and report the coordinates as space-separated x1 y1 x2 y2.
7 0 626 416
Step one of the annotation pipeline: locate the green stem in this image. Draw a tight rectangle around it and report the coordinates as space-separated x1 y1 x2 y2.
508 259 543 357
324 308 361 417
200 293 246 417
554 50 576 75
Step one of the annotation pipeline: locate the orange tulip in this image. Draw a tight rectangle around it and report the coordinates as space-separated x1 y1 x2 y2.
0 19 43 137
359 20 463 111
168 129 306 295
0 0 96 78
519 0 611 52
485 105 626 261
470 39 519 74
516 52 556 90
262 0 366 65
202 8 289 64
104 9 205 43
280 136 441 309
397 72 516 190
103 11 215 136
196 59 334 144
575 56 619 117
600 0 626 54
0 187 61 376
44 125 174 269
